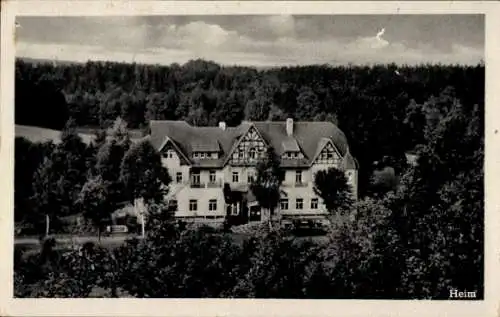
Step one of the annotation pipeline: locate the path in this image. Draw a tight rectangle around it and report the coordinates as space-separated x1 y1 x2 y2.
15 234 141 247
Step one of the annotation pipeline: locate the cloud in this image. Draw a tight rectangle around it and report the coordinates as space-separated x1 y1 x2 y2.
351 36 389 50
175 21 238 49
265 15 296 38
15 17 484 67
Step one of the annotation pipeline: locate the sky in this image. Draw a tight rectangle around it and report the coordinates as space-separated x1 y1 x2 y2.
15 15 484 67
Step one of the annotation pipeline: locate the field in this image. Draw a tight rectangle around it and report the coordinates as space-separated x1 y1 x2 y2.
15 124 95 144
15 124 144 144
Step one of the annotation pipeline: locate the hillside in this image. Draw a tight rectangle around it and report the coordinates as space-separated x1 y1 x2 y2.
15 124 144 145
15 124 94 144
18 57 82 66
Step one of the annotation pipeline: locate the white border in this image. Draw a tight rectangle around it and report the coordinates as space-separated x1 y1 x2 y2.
1 1 499 317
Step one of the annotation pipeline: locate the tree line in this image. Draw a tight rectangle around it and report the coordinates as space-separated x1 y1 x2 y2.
15 58 484 195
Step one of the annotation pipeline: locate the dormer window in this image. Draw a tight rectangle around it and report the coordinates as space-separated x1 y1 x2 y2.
193 151 219 159
283 151 303 159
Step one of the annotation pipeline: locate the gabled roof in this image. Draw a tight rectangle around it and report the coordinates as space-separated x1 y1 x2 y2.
341 150 359 170
149 120 357 169
310 137 343 164
222 123 269 166
158 136 192 164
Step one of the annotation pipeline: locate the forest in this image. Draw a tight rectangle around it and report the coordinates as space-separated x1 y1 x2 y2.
14 58 484 299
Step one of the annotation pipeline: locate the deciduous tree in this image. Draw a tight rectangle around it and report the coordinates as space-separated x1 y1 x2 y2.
31 119 89 234
77 175 113 241
120 139 171 236
250 147 284 223
313 167 353 214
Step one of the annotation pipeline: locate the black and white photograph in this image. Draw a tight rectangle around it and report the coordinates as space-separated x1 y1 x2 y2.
1 1 498 316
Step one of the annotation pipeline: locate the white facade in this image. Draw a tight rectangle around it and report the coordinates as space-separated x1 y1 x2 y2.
161 155 357 223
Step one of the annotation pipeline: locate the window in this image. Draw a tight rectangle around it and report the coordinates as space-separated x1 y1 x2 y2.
168 200 178 212
166 150 175 158
209 199 217 211
209 170 216 183
176 172 183 183
191 172 200 185
295 170 303 184
211 152 218 159
231 203 239 215
189 199 198 211
248 171 255 184
249 148 257 160
194 152 200 158
232 172 239 183
280 199 289 210
311 198 319 209
296 198 304 210
200 153 206 159
285 152 300 159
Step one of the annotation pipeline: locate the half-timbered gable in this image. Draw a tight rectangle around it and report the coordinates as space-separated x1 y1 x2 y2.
312 139 341 166
228 125 267 166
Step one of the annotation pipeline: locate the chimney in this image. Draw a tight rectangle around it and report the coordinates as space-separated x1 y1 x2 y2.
286 118 294 136
219 121 226 131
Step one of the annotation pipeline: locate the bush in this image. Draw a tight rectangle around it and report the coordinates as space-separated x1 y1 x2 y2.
115 228 242 297
232 230 324 298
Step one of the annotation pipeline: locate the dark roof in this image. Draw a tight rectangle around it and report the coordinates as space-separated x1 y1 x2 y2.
150 120 357 169
311 138 332 162
191 140 220 152
281 137 301 152
341 151 358 170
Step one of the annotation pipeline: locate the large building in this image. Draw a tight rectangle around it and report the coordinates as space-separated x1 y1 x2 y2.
149 118 358 225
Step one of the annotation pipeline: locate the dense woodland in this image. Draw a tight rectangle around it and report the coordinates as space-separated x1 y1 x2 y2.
14 59 484 299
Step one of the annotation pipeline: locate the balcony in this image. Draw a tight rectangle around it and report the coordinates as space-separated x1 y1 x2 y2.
207 180 223 188
189 180 223 188
295 182 309 188
190 182 205 188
